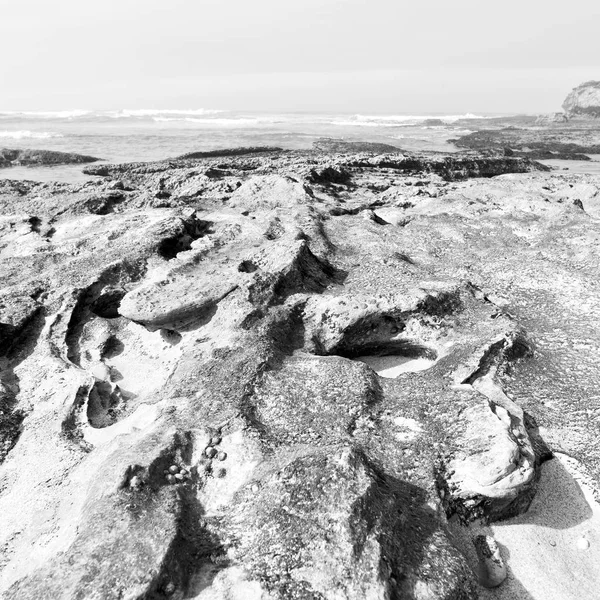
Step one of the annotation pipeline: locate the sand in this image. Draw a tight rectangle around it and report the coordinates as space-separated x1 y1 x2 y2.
356 354 436 378
448 453 600 599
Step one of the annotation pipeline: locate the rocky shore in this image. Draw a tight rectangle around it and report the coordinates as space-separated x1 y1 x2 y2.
451 122 600 161
1 147 600 599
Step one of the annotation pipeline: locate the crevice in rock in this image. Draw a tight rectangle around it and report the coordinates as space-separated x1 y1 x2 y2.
89 288 126 319
65 261 149 365
0 308 46 462
461 338 507 385
61 383 92 448
271 242 347 301
0 383 25 464
87 380 130 429
238 259 258 273
157 216 212 260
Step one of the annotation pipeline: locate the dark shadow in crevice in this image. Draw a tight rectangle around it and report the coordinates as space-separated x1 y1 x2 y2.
353 451 478 600
157 217 213 260
0 307 46 463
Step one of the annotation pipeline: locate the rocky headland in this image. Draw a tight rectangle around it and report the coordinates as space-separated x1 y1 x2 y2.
1 146 600 600
452 81 600 162
562 81 600 119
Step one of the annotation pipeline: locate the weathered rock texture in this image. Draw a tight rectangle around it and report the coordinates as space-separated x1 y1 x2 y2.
0 148 599 599
452 126 600 161
0 148 100 168
563 80 600 119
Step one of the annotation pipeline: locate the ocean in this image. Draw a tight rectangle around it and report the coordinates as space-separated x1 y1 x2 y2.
2 109 599 182
0 109 490 182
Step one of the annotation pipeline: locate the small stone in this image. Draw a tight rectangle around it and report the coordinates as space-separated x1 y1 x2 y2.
577 537 590 550
166 474 176 484
174 473 184 481
168 465 179 474
129 475 141 489
164 581 175 594
251 483 260 493
217 451 227 461
473 535 507 588
205 447 217 458
211 436 222 445
391 326 399 334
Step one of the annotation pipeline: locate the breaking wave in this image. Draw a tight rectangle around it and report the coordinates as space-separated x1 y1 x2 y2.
0 109 224 120
153 117 260 126
0 110 91 119
110 108 224 118
0 130 64 139
334 113 495 126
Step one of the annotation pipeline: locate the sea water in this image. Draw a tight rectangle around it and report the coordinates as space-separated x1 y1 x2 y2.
0 109 598 183
0 109 482 182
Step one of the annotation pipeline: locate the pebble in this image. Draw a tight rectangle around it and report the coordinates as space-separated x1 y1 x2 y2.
211 436 222 445
129 476 141 489
577 537 590 550
473 535 507 588
174 473 184 481
251 483 260 493
168 465 179 474
217 451 227 461
166 474 176 484
205 447 218 458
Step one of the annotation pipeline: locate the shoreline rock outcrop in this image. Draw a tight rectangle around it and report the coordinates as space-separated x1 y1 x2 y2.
563 80 600 119
1 147 600 599
0 148 100 168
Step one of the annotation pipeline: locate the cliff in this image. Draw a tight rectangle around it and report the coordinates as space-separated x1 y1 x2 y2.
562 80 600 119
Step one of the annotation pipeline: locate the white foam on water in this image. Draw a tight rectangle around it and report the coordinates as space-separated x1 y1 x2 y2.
0 130 63 139
113 108 223 118
153 117 260 126
0 110 91 119
356 354 437 378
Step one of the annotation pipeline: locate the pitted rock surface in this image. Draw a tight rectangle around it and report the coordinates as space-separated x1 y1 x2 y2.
1 149 599 599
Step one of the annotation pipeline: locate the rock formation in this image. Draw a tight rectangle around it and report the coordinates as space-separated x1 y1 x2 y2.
452 127 600 161
563 80 600 119
0 148 100 168
1 147 600 599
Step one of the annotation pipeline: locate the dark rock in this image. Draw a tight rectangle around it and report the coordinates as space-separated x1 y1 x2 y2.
313 138 403 153
0 148 100 168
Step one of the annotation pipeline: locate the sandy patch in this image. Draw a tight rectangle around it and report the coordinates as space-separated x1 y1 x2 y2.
356 354 437 378
448 453 600 599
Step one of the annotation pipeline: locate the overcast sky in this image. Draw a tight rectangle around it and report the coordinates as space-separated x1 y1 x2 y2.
1 0 598 113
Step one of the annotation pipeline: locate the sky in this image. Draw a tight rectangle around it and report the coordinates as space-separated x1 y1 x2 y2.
0 0 599 113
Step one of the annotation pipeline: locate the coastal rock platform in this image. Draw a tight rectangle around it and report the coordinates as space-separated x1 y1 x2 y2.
1 148 600 599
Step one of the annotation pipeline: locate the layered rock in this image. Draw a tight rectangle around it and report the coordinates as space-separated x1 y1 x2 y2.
563 80 600 119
